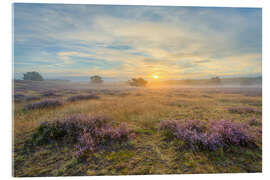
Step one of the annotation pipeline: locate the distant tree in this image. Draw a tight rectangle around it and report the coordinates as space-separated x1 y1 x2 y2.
90 75 103 84
128 78 148 87
23 71 44 81
210 76 221 84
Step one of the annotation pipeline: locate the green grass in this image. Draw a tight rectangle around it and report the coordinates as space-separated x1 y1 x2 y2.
13 84 262 176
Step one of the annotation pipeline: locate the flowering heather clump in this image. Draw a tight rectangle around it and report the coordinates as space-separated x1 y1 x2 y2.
74 131 95 158
42 90 56 97
248 118 261 126
75 123 134 158
31 114 134 158
228 107 260 114
159 120 178 132
159 120 204 136
24 99 63 110
32 121 69 145
159 119 256 151
97 123 134 144
14 94 25 102
210 120 251 147
25 96 40 101
14 94 25 99
67 94 100 102
32 114 108 145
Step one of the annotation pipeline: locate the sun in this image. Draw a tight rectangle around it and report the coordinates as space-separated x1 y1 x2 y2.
153 75 159 79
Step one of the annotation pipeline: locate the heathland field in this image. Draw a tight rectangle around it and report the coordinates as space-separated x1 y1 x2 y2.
13 80 262 176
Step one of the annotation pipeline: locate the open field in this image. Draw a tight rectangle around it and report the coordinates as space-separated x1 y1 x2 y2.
13 80 262 176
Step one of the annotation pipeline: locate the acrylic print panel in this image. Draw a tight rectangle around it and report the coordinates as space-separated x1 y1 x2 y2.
13 3 262 177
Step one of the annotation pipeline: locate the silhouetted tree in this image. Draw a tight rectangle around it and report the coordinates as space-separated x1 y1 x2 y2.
210 76 221 84
23 72 44 81
128 78 147 87
90 75 103 84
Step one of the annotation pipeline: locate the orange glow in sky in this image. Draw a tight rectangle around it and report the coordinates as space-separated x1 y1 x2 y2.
153 75 159 79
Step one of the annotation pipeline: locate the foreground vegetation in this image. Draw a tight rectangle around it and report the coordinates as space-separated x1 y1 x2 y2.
13 81 262 176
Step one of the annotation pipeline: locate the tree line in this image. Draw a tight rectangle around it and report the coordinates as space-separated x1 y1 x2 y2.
21 71 224 87
21 72 148 87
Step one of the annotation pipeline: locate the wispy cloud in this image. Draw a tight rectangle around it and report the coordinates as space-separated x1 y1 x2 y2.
13 4 262 80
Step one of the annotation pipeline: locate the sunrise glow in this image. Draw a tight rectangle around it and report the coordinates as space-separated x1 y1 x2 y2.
153 75 159 79
13 4 262 81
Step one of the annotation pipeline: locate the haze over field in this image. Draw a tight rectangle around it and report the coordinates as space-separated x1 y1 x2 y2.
13 4 261 81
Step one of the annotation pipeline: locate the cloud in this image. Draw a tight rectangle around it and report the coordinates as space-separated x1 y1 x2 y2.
194 60 211 64
13 4 262 80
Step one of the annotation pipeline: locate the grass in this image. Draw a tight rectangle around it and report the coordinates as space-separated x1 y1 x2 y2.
13 82 262 176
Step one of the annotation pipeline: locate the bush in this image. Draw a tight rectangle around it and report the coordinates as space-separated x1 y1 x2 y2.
25 96 40 101
90 75 103 84
210 120 251 147
159 119 256 151
32 114 107 145
42 90 56 97
23 71 44 81
228 107 260 114
248 118 261 126
209 76 221 84
14 94 25 102
128 78 147 87
24 99 63 110
75 122 133 158
31 114 134 158
67 94 100 102
158 120 179 139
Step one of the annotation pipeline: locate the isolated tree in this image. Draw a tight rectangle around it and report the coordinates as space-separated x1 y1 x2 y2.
128 78 148 87
210 76 221 84
90 75 103 84
23 71 44 81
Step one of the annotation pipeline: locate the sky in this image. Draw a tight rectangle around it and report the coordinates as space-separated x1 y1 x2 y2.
13 4 262 81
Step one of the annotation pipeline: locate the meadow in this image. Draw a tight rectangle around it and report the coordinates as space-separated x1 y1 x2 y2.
13 80 262 176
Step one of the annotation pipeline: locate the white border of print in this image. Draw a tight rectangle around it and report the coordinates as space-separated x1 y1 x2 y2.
1 0 269 180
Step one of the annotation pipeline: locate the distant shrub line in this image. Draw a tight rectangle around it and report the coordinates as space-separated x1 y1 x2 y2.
159 119 257 151
25 96 41 101
24 99 63 110
42 91 57 97
23 94 100 110
228 107 260 114
67 94 100 102
14 94 42 102
14 94 25 102
31 114 134 158
248 118 261 126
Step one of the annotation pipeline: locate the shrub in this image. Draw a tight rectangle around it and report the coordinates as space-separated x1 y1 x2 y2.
158 120 179 139
209 76 221 84
42 91 56 97
159 119 256 151
248 118 261 126
31 114 134 158
128 78 147 87
75 122 134 158
32 114 107 145
32 121 69 145
23 71 44 81
24 99 63 110
67 94 100 102
97 123 133 144
14 94 25 102
75 121 133 158
210 120 251 147
90 75 103 84
228 107 260 114
74 131 95 158
25 96 40 101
